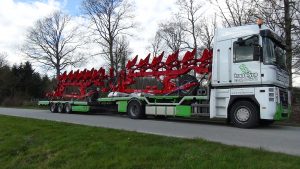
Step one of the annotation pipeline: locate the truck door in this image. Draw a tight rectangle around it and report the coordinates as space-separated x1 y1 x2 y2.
231 35 262 86
212 39 232 86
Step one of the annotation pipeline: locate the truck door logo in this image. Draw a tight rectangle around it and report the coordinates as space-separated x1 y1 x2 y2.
234 64 259 82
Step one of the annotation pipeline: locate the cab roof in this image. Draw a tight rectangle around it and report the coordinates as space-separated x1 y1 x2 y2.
215 24 270 42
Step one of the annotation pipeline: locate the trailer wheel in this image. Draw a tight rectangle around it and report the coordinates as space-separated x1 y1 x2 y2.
57 103 65 113
127 100 145 119
230 101 259 128
49 103 57 113
65 103 72 114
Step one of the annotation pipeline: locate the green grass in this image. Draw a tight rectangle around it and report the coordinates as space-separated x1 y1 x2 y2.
0 106 48 110
0 115 299 169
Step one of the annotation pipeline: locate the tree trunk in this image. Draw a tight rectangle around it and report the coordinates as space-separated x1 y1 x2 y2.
56 66 60 83
192 19 197 76
284 0 293 89
109 41 114 74
121 55 126 70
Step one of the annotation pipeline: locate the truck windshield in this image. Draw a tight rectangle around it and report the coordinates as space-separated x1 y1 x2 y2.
262 37 287 70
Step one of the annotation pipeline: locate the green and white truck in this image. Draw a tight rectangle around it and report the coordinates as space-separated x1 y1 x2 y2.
39 23 291 128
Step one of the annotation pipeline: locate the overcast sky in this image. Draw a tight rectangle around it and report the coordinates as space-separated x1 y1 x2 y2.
0 0 180 70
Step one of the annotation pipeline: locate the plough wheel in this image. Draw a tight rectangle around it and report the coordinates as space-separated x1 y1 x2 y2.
178 74 198 96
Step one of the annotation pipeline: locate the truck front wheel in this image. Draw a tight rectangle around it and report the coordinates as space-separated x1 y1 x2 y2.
127 100 145 119
230 101 259 128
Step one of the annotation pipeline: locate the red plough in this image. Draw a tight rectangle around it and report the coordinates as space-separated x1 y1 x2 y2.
47 49 213 100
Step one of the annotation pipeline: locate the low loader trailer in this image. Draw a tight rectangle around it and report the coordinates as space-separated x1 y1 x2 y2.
39 21 291 128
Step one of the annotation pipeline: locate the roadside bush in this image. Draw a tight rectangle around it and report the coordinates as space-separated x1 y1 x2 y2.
0 61 53 107
1 97 24 107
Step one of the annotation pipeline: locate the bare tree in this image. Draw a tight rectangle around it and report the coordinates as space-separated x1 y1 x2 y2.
211 0 257 27
176 0 203 56
82 0 135 72
0 52 8 68
147 32 165 57
22 11 85 79
198 15 217 50
158 20 188 53
294 5 300 75
113 36 132 72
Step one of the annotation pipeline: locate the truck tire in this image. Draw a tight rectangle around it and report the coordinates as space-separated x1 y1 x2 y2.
49 103 57 113
127 100 145 119
230 101 259 128
57 103 65 113
65 103 72 114
178 75 198 96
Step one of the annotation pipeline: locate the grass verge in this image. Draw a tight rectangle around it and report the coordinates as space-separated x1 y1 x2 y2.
0 115 299 169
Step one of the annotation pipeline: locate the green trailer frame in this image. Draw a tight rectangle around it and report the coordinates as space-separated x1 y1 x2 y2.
38 95 209 117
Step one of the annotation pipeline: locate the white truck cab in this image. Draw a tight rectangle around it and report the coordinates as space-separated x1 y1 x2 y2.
210 24 291 128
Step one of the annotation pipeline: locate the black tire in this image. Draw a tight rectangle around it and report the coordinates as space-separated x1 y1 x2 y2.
65 103 72 114
57 103 65 113
49 103 57 113
230 101 259 128
260 119 274 126
155 115 167 120
127 100 145 119
178 74 198 96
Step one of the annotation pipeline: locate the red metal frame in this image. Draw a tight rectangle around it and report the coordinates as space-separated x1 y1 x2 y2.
47 49 213 100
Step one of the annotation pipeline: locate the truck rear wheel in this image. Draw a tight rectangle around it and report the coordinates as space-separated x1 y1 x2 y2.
230 101 259 128
49 103 57 113
127 100 145 119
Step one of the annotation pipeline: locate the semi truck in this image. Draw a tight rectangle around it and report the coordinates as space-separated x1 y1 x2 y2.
39 22 291 128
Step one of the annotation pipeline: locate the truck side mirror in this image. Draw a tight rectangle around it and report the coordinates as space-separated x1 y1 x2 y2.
253 46 262 61
237 38 244 45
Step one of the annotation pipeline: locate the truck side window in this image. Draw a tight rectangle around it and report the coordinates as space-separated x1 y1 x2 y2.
233 36 257 62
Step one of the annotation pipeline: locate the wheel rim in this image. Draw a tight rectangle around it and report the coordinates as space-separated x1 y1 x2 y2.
130 104 138 116
235 107 250 122
50 104 55 112
58 104 63 112
66 104 71 112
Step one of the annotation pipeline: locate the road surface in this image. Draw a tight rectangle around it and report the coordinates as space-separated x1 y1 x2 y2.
0 107 299 156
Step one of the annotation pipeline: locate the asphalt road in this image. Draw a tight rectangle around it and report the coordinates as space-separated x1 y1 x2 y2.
0 107 300 156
